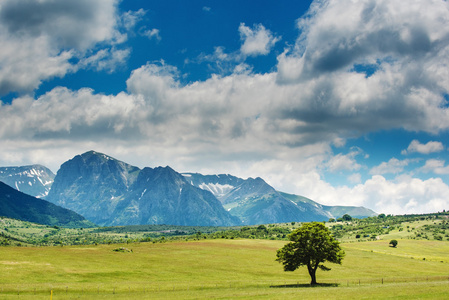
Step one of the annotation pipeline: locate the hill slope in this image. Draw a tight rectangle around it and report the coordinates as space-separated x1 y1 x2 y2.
280 192 377 219
0 181 93 227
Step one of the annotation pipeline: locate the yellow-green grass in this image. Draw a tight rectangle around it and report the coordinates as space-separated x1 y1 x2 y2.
333 218 448 243
1 239 448 299
343 239 449 262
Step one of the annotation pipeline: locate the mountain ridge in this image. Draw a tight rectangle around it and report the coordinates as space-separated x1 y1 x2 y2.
183 173 376 224
46 151 239 226
1 151 377 226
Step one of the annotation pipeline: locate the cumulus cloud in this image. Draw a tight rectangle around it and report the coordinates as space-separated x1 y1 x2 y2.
401 140 445 155
420 159 449 175
0 87 149 142
370 158 410 175
0 0 120 50
347 173 362 184
0 0 136 95
193 23 280 75
349 175 449 215
239 23 281 56
325 150 362 172
299 174 449 215
277 0 449 134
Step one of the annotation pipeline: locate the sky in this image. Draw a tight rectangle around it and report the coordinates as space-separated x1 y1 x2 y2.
1 0 449 216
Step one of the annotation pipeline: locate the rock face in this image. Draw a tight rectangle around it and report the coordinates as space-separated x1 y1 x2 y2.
46 151 140 225
0 181 93 227
0 165 55 198
46 151 239 226
110 166 239 226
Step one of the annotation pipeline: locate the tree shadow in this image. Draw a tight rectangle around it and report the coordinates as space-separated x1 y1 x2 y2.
270 283 339 288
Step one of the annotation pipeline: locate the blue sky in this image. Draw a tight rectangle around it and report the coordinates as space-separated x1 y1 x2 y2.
0 0 448 215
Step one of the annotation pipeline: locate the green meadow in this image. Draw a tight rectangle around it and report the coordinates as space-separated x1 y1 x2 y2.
1 238 448 299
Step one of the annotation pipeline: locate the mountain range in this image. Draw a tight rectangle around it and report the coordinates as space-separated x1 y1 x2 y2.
1 151 376 226
183 173 331 224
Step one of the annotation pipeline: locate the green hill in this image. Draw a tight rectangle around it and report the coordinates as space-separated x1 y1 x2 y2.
0 181 94 228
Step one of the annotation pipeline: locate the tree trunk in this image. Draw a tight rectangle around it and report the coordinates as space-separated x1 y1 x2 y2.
307 263 318 285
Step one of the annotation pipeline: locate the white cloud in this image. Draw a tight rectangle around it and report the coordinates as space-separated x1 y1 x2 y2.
195 46 243 75
77 47 131 73
354 175 449 215
420 159 449 175
122 9 146 31
401 140 444 155
277 0 449 133
347 173 362 184
0 0 133 94
300 174 449 215
195 23 281 73
239 23 281 56
141 28 161 41
126 62 179 102
370 158 410 175
325 150 362 173
0 0 120 50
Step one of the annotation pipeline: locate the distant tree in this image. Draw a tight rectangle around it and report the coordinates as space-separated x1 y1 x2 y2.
342 214 352 221
328 218 336 223
389 239 398 247
378 213 386 219
276 222 345 285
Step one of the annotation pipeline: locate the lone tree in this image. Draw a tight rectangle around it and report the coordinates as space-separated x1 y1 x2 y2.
389 239 398 247
276 222 345 285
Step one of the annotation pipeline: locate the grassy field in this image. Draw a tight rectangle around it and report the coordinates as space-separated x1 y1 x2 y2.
1 238 448 299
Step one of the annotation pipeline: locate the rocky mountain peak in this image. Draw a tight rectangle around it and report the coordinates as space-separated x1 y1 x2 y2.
45 151 239 226
0 164 55 198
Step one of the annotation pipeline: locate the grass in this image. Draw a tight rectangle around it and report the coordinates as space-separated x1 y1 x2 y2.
343 239 449 262
332 217 449 244
1 239 449 299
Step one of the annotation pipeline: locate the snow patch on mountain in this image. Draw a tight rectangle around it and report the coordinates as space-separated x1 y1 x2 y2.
0 165 55 198
198 182 235 197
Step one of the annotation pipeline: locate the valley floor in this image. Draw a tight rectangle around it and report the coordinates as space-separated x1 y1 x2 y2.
1 239 448 299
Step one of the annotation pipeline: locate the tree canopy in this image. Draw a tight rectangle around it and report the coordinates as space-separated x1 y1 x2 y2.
276 222 345 285
342 214 352 221
389 239 398 247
